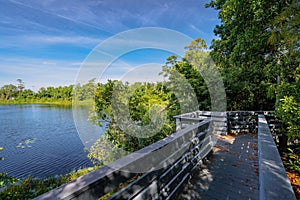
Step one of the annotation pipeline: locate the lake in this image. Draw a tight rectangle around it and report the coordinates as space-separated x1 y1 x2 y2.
0 104 103 179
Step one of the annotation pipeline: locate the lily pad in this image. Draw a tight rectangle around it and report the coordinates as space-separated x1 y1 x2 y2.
0 147 3 151
17 138 37 149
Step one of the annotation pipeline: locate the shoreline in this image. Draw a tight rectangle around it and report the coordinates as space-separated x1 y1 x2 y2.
0 100 72 106
0 100 93 107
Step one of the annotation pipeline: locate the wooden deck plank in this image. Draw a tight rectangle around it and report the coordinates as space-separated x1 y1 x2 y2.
177 133 259 200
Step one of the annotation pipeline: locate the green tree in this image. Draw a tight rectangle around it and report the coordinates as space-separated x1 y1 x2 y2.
88 80 180 165
206 0 299 145
161 38 226 111
16 79 25 92
268 0 300 141
0 81 74 104
205 0 288 110
162 56 210 110
0 84 18 100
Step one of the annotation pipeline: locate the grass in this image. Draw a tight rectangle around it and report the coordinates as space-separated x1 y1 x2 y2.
1 167 140 199
0 99 94 107
0 99 72 106
0 166 100 199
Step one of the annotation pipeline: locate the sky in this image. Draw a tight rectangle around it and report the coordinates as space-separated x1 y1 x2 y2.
0 0 220 90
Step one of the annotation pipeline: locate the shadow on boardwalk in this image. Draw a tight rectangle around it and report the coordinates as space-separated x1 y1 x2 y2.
178 133 259 200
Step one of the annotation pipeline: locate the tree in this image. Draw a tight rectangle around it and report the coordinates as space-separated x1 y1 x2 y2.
161 38 226 111
162 56 210 110
16 79 24 92
268 0 300 141
205 0 289 110
88 80 181 165
184 38 226 111
0 81 74 104
0 84 18 100
206 0 299 145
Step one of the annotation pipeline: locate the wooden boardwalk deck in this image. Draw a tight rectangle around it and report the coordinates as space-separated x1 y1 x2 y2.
178 133 259 200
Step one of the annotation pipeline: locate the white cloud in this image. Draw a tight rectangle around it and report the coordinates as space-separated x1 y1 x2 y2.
42 61 56 65
0 0 220 90
1 35 102 47
27 35 102 45
189 24 208 37
120 63 164 83
0 56 80 90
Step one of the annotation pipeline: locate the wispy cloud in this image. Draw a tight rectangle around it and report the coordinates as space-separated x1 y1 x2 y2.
24 35 102 45
0 56 80 89
189 24 208 37
1 35 100 48
0 0 219 88
7 0 113 35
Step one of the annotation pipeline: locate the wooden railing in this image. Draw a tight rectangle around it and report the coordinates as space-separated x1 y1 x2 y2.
35 119 213 200
174 110 280 136
174 111 227 135
258 114 296 200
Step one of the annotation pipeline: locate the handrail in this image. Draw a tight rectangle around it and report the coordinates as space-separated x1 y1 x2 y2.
35 119 212 200
258 114 296 200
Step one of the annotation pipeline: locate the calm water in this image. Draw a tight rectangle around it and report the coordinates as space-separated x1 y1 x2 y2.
0 104 103 179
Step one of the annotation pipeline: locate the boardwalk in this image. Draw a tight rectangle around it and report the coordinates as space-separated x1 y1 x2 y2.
178 133 259 200
35 113 296 200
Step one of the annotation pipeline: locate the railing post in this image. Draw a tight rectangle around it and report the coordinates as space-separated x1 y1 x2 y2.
176 117 181 131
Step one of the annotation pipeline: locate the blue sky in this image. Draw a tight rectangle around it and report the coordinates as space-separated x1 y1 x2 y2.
0 0 219 90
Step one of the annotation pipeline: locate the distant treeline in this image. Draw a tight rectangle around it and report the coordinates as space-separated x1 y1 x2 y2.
0 79 96 105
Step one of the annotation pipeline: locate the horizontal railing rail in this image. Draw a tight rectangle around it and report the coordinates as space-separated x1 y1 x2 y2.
174 111 227 135
174 111 278 135
258 114 296 200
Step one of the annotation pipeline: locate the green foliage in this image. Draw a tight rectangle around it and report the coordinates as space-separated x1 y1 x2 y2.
206 0 288 110
269 0 300 141
88 135 128 166
88 80 180 164
0 84 18 101
88 37 218 165
0 79 100 105
162 56 210 110
207 0 299 142
283 148 300 174
74 78 97 102
0 173 19 188
36 85 74 102
0 148 18 188
184 38 226 111
277 96 300 140
0 166 99 199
